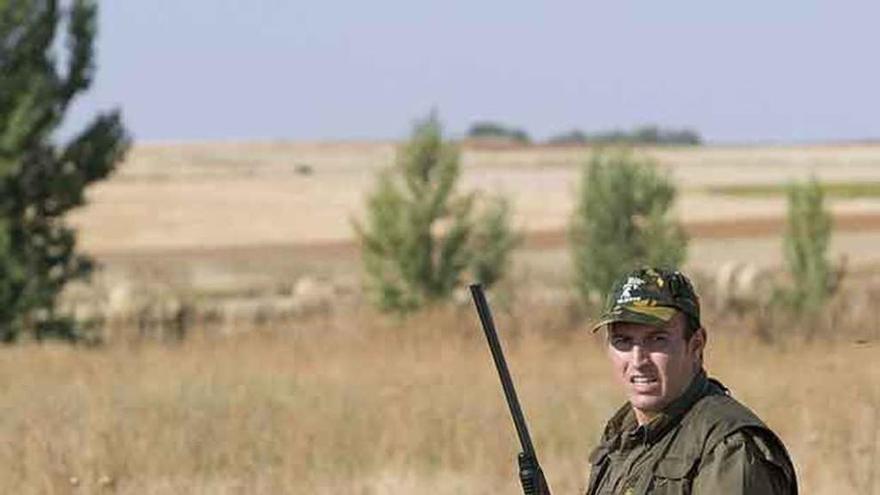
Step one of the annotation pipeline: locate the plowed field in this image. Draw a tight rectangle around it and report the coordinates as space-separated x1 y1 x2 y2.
67 141 880 282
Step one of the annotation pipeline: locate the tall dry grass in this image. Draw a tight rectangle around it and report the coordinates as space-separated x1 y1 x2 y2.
0 304 877 494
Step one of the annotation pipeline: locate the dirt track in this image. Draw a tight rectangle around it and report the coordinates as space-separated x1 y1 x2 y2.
93 211 880 266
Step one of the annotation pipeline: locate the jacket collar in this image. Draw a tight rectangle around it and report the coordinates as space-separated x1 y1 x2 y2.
600 369 711 449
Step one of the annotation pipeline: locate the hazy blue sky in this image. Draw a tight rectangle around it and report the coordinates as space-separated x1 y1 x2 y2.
64 0 879 144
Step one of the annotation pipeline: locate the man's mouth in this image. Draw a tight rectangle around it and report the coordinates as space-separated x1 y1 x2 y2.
630 376 658 385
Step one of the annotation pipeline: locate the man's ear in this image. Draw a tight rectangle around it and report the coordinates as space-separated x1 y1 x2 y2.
690 327 707 364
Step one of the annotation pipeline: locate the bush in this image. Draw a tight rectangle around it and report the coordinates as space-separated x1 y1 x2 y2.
355 113 518 313
570 149 687 303
777 177 834 314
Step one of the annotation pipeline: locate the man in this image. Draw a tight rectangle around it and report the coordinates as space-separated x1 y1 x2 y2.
522 267 797 494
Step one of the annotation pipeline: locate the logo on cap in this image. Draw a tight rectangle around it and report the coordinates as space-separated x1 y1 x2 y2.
616 276 646 305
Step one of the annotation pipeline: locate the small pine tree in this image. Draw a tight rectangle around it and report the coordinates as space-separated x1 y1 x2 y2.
470 195 519 288
570 149 687 303
0 0 130 341
780 178 833 313
355 113 517 313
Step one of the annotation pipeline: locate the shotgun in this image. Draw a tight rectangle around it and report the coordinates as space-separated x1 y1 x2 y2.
469 284 550 495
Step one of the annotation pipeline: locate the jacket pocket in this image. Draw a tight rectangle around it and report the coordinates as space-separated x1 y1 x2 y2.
585 447 611 495
649 456 696 495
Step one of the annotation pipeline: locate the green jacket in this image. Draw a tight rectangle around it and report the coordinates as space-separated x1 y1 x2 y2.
585 371 797 495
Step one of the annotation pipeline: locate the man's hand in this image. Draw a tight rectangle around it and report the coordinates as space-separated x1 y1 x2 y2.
518 452 552 495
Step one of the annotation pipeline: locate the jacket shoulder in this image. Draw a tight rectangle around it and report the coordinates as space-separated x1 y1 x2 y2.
683 392 769 455
685 395 798 492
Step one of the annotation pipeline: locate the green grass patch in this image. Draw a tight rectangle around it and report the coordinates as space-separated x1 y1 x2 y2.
711 181 880 199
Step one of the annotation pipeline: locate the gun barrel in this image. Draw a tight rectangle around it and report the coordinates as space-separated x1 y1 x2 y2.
469 283 536 457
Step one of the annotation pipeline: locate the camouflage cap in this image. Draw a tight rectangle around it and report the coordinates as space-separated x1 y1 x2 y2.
590 267 701 332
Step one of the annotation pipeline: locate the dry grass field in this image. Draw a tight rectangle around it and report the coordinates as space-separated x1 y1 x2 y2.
6 141 880 493
1 306 877 494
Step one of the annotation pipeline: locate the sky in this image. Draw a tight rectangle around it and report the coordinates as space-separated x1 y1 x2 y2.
63 0 880 144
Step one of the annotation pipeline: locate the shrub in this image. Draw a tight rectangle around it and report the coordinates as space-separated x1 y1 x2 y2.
355 113 518 313
570 149 687 303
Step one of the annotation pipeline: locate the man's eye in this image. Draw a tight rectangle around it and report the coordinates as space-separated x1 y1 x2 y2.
650 335 668 344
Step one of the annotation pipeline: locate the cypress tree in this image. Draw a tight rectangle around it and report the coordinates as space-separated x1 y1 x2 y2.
0 0 129 341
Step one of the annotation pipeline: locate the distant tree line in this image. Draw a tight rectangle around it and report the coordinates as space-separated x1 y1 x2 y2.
465 121 531 144
465 121 702 146
548 125 702 146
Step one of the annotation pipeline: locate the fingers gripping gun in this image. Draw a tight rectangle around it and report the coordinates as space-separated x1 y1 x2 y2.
470 284 551 495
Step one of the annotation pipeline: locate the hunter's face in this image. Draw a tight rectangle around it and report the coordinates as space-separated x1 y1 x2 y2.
606 312 704 424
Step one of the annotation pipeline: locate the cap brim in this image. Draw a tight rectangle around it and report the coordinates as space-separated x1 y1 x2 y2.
589 304 678 332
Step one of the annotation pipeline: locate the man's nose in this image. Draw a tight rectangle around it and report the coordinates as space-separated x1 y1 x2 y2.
631 344 649 365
